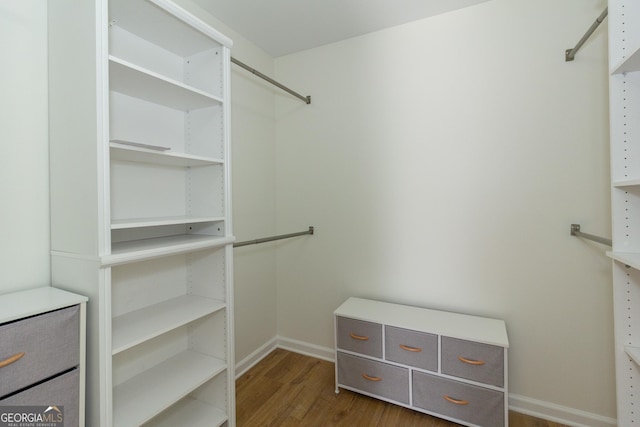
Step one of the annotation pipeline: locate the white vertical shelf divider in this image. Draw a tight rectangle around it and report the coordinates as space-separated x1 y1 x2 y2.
48 0 235 425
607 1 640 424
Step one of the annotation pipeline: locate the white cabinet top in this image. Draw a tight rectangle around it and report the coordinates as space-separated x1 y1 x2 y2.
0 286 87 324
334 297 509 348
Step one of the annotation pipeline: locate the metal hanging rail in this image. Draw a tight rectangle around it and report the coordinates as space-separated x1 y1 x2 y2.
234 226 315 248
570 224 612 247
231 56 311 104
565 7 608 62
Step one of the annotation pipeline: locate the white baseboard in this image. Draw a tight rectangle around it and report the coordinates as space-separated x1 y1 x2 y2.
235 336 617 427
235 337 278 379
276 336 335 362
509 394 616 427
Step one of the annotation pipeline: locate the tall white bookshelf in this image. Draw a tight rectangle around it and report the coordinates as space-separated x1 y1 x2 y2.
48 0 235 425
607 1 640 424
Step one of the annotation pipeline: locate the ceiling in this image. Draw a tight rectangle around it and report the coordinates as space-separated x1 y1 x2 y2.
193 0 490 57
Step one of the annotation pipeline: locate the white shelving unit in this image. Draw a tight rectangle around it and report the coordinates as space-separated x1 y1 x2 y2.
48 0 235 425
607 1 640 424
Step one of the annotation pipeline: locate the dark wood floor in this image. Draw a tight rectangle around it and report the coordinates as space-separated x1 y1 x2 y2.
236 348 568 427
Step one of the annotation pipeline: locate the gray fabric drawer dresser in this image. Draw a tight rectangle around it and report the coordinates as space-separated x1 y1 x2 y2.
0 287 87 427
334 297 509 427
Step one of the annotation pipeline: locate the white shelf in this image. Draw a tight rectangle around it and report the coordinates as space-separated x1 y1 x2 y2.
146 397 227 427
111 216 225 230
104 235 235 267
113 350 226 427
110 141 224 167
611 44 640 75
612 178 640 188
112 295 225 355
109 0 232 56
109 56 223 111
625 346 640 366
49 0 235 425
607 251 640 270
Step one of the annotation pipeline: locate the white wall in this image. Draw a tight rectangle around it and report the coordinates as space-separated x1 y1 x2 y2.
0 2 50 294
274 0 614 423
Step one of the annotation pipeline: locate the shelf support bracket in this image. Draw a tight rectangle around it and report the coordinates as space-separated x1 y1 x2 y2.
565 7 608 62
570 224 612 247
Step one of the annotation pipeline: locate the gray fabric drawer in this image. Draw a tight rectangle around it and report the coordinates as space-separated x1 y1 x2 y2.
441 336 504 387
337 352 409 404
385 326 438 372
412 371 504 427
336 317 382 358
0 305 80 397
1 368 79 427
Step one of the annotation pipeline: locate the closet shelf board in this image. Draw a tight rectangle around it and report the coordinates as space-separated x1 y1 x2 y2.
145 397 227 427
612 178 640 188
611 44 640 75
109 56 223 111
626 346 640 367
111 216 226 230
104 235 235 267
112 350 226 427
110 142 224 167
109 0 232 55
112 295 226 355
607 251 640 270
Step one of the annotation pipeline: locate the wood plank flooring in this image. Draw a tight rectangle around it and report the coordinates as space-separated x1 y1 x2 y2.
236 349 569 427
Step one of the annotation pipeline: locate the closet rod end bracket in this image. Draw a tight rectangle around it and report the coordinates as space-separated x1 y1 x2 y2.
309 226 315 235
570 224 580 235
305 96 311 104
565 49 575 62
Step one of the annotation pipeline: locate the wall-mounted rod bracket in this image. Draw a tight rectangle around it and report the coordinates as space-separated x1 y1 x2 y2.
570 224 612 246
231 56 311 104
565 7 608 62
234 226 315 248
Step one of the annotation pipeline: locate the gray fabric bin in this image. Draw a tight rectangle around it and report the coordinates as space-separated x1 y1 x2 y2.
336 316 382 358
413 370 504 427
337 352 409 404
0 305 80 398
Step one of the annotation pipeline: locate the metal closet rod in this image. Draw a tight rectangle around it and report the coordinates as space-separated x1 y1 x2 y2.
570 224 612 247
565 7 608 62
234 226 315 248
231 56 311 105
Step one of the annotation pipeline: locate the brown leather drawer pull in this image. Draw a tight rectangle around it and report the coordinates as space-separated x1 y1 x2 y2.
399 344 422 353
362 373 382 382
349 332 369 341
0 352 25 369
444 395 469 405
458 355 485 366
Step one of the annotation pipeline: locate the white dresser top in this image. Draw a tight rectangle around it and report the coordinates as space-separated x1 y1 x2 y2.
0 286 88 323
334 297 509 348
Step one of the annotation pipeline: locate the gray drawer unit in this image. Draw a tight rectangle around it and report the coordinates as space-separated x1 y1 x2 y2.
441 336 504 387
334 297 509 427
0 287 87 427
385 326 438 372
0 305 80 397
1 369 80 427
413 371 504 427
337 352 410 404
336 316 382 358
